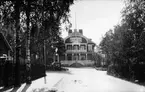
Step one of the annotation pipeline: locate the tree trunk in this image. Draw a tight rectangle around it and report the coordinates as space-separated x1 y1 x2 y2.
14 0 21 87
26 1 31 84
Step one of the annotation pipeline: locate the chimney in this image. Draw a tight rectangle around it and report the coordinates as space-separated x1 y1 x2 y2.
68 29 72 35
79 29 83 34
74 29 77 32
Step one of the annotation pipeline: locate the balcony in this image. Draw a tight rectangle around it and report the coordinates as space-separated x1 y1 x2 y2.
66 49 87 53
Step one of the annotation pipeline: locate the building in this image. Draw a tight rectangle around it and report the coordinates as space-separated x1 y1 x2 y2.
61 29 96 67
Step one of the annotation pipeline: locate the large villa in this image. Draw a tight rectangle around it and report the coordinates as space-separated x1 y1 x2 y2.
61 29 96 67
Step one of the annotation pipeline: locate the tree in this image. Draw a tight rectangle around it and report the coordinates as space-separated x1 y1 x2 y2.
0 0 74 86
100 0 145 81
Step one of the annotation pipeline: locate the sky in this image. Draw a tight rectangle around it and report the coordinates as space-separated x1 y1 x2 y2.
61 0 125 45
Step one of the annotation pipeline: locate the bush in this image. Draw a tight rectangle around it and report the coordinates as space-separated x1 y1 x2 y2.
133 63 145 82
107 64 128 78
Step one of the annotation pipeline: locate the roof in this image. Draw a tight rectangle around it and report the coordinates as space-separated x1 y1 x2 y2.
88 39 95 45
0 33 13 51
64 29 96 46
64 30 90 43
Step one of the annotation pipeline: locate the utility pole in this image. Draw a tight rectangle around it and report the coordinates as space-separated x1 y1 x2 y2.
44 40 46 75
42 0 47 75
75 12 77 29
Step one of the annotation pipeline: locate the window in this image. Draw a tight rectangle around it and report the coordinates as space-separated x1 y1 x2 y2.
88 45 92 51
80 45 86 50
73 45 79 50
87 54 92 60
67 54 72 60
67 45 72 50
80 54 86 60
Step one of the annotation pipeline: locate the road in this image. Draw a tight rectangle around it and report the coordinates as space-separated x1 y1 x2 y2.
53 67 145 92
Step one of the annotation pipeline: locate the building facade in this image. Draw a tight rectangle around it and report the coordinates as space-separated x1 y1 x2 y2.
61 29 96 67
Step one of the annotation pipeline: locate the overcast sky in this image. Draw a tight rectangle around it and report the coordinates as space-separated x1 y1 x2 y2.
61 0 125 45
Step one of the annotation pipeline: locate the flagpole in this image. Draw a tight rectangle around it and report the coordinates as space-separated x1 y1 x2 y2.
75 12 77 29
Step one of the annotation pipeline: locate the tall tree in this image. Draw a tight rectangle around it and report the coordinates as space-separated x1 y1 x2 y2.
14 0 21 86
100 0 145 81
0 0 74 85
25 0 31 84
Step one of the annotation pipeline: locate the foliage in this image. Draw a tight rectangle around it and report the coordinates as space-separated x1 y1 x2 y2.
0 0 74 64
100 0 145 82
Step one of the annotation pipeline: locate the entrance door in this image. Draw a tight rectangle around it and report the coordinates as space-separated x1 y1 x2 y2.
74 54 79 61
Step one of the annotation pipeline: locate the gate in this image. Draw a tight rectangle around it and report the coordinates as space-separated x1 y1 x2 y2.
0 58 46 88
0 59 15 87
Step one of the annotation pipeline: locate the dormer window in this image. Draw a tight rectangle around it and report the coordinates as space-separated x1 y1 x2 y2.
88 44 92 51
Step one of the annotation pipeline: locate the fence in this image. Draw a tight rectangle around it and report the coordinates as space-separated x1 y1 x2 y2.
0 59 45 87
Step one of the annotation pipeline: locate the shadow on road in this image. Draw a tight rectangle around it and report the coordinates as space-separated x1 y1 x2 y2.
0 86 14 92
10 86 20 92
0 84 31 92
10 84 31 92
21 84 31 92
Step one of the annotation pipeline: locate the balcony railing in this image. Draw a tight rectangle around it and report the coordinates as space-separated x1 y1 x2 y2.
66 49 87 52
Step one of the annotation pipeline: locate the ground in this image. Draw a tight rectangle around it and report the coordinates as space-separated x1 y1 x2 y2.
3 67 145 92
53 68 145 92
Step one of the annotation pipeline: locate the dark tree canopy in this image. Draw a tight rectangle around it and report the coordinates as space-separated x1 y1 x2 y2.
100 0 145 81
0 0 74 55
